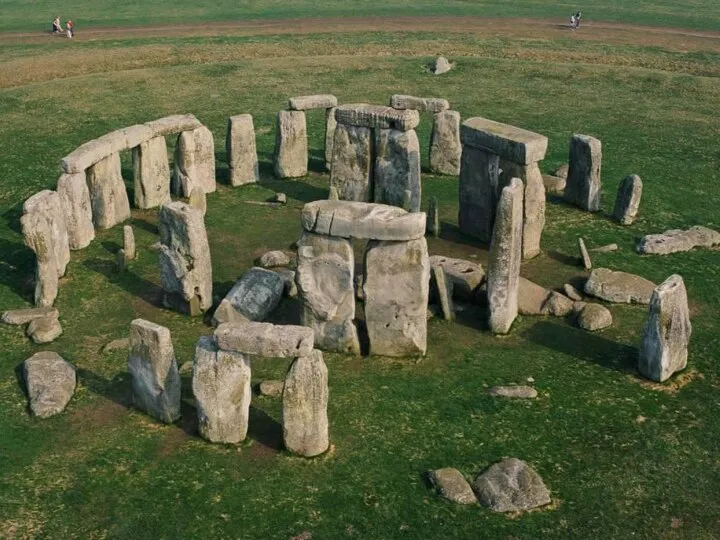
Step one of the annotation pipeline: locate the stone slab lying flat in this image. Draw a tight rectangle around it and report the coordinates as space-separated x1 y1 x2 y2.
335 104 420 131
460 117 548 165
488 385 538 399
215 322 314 358
637 226 720 255
2 307 58 325
390 95 449 113
23 351 76 418
584 268 656 304
288 94 338 111
427 468 477 504
301 200 426 241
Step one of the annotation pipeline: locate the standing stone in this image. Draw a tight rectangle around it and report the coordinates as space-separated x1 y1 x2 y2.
374 129 421 213
433 56 452 75
458 146 500 242
578 237 592 270
325 106 337 170
638 275 692 382
193 336 252 444
431 264 454 321
500 161 545 259
330 123 373 202
282 350 329 457
297 233 359 354
274 111 308 178
613 174 643 225
364 238 430 356
173 126 217 197
22 351 76 418
429 110 461 175
226 114 259 186
223 267 284 322
189 186 207 216
487 178 524 334
128 319 181 423
57 172 94 250
123 225 136 260
158 202 213 314
133 136 171 209
427 196 440 237
86 152 131 229
564 134 602 212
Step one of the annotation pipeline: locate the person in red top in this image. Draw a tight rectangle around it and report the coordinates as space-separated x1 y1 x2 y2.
66 20 74 38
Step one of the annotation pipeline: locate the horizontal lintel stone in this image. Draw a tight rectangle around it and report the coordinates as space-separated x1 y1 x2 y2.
460 117 548 165
335 104 420 131
288 94 338 111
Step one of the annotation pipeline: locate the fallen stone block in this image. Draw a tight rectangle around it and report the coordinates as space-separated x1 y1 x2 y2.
2 307 58 325
222 267 284 321
576 303 613 331
27 314 62 344
23 351 76 418
488 385 538 399
637 226 720 255
584 268 656 304
427 468 477 504
473 458 551 513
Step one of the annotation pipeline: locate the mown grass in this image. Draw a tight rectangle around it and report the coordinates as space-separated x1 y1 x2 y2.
0 31 720 538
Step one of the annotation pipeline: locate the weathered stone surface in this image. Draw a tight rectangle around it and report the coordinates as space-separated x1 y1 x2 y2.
427 468 477 504
57 172 94 249
518 277 550 315
259 250 291 268
639 275 692 382
592 243 618 253
564 134 602 212
542 174 565 194
226 114 259 186
211 298 249 327
223 267 284 321
297 233 359 354
335 104 420 131
433 56 452 75
329 123 373 202
23 351 76 418
354 274 365 301
158 202 213 313
324 107 337 170
500 161 545 259
282 350 329 457
429 110 461 176
458 146 500 242
132 136 171 209
193 336 252 444
544 291 574 317
555 164 569 179
289 94 338 111
578 238 592 270
563 283 583 301
173 126 216 196
274 268 298 297
302 200 426 241
572 300 587 314
216 321 314 358
613 174 642 225
259 379 285 397
27 314 62 344
188 187 206 217
461 118 548 165
374 128 421 212
488 385 538 399
428 255 485 300
427 197 440 237
364 238 430 356
145 114 202 138
584 268 656 304
473 458 551 512
274 111 308 178
102 337 129 354
86 152 131 229
576 303 613 331
431 264 454 321
2 307 58 325
637 226 720 255
123 225 136 260
487 179 524 334
120 123 154 149
390 95 450 113
61 136 118 174
128 319 181 423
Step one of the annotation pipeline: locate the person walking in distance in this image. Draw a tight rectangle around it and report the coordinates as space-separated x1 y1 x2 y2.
569 14 576 30
52 16 63 34
66 20 74 38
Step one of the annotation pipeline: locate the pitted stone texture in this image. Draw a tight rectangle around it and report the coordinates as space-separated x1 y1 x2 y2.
23 352 76 418
431 264 454 321
374 128 421 212
612 174 642 225
564 134 602 212
297 233 359 354
259 250 291 268
584 268 656 305
461 117 548 165
189 186 206 216
576 303 613 331
128 319 181 423
123 225 136 260
226 114 259 186
390 95 450 113
274 111 308 178
433 56 452 75
193 336 252 444
145 114 202 138
282 350 329 457
473 458 551 513
458 146 500 242
427 468 477 505
86 152 131 229
335 103 420 131
428 255 485 300
325 107 337 170
302 200 426 241
488 385 538 399
637 226 720 255
27 314 63 344
289 94 338 111
2 307 58 325
133 136 171 209
223 267 284 321
430 110 462 176
329 124 373 202
215 322 314 358
57 172 94 250
364 238 430 356
211 299 250 327
158 202 213 313
639 275 692 382
500 160 545 259
578 238 592 270
173 126 216 197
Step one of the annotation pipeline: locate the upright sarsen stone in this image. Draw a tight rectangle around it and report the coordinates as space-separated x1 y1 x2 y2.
274 111 308 178
430 110 461 176
226 114 259 186
133 135 171 209
500 161 545 259
57 172 94 250
458 146 499 242
325 106 337 170
564 134 602 211
613 174 642 225
86 152 131 229
330 123 373 202
173 126 216 196
374 128 421 212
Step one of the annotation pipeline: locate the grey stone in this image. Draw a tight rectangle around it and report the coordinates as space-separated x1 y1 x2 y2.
259 380 285 397
179 361 193 375
120 124 154 149
1 307 58 325
428 256 485 300
576 303 613 331
282 350 329 457
542 174 566 194
518 277 551 316
23 351 76 418
57 172 94 250
324 107 337 170
144 114 202 138
274 192 287 204
215 321 314 358
563 283 583 301
128 319 181 423
500 160 545 259
461 117 548 165
637 226 720 255
431 264 454 321
274 111 308 178
173 126 217 197
335 103 420 131
578 238 592 270
27 314 62 344
458 146 500 242
584 268 656 304
488 385 538 399
429 110 462 176
591 243 618 253
329 124 373 202
390 95 449 113
572 301 587 315
211 298 249 327
188 186 207 216
433 56 453 75
639 275 692 382
226 114 259 186
61 136 118 174
426 197 440 237
613 174 642 225
564 134 602 212
374 129 421 212
223 267 284 321
132 136 171 209
543 291 574 317
427 468 477 504
123 225 136 260
473 458 551 512
274 268 298 298
289 94 338 111
86 152 131 229
102 337 129 354
193 336 252 444
259 250 291 268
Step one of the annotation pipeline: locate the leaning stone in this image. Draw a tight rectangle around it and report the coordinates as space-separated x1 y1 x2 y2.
390 95 450 113
335 103 420 131
578 238 592 270
564 134 602 212
584 268 656 304
432 56 453 75
26 314 62 344
223 267 284 321
193 336 252 444
428 256 485 300
324 107 337 170
144 114 202 138
274 268 298 298
259 250 291 268
592 243 618 253
86 152 131 229
132 136 171 209
215 321 314 358
23 351 76 418
637 226 720 255
102 337 130 354
487 179 524 334
461 117 548 165
542 174 566 194
374 128 421 212
128 319 181 423
211 298 249 327
2 307 58 325
274 111 308 178
226 114 259 186
259 380 284 397
612 174 642 225
488 385 538 399
563 283 583 301
426 197 440 237
188 186 207 216
173 126 216 197
576 303 613 331
427 468 477 504
429 110 462 175
123 225 136 260
329 123 373 202
289 94 338 111
500 160 545 259
458 145 500 242
57 172 94 250
282 350 329 457
638 275 691 382
473 458 551 512
431 265 454 321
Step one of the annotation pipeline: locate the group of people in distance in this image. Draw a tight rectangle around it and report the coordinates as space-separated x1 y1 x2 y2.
569 11 583 30
52 16 74 38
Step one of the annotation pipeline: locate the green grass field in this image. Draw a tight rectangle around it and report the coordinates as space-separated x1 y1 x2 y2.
1 3 720 538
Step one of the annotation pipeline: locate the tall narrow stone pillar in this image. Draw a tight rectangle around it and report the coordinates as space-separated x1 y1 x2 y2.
325 106 337 170
133 136 171 209
564 134 602 211
374 128 421 212
57 172 94 250
329 123 373 202
500 161 545 259
274 111 308 178
226 114 259 186
86 152 131 229
173 126 216 197
430 110 461 175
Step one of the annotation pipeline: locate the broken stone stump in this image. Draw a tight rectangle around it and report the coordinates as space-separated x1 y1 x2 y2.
57 172 94 250
86 152 131 229
433 56 452 75
473 458 551 512
329 123 373 202
427 468 477 504
564 134 602 212
132 135 171 209
325 106 337 170
226 114 259 186
638 275 691 382
274 111 308 178
429 110 462 175
173 126 216 197
123 225 136 260
431 264 454 321
282 349 329 457
189 186 207 216
23 351 76 418
222 267 284 322
427 196 440 237
374 128 421 212
612 174 642 225
27 314 62 344
128 319 181 423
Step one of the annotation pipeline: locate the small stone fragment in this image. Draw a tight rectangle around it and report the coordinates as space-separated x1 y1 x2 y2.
591 243 618 253
428 255 485 300
542 291 574 317
576 303 613 331
27 315 62 344
612 174 642 225
23 351 76 418
274 192 287 204
123 225 136 260
259 380 285 397
488 385 538 399
542 174 566 194
328 186 339 201
584 268 656 304
554 164 569 179
473 458 551 512
578 238 592 270
427 468 477 504
259 250 291 268
1 307 58 326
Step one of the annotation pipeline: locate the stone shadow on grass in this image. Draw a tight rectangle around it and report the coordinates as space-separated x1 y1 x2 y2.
83 257 165 309
439 223 489 251
248 405 283 452
0 236 36 303
76 367 132 409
